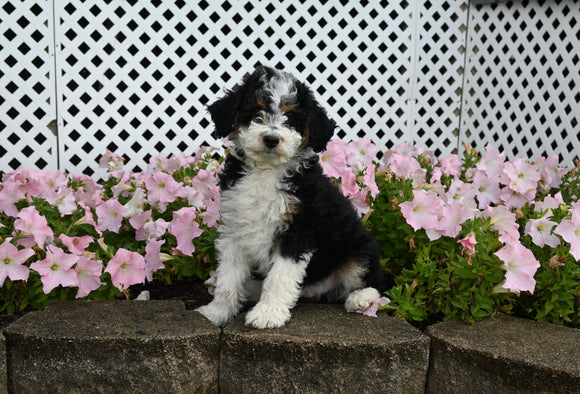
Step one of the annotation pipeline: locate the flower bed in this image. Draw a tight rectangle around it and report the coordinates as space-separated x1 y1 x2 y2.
0 139 578 327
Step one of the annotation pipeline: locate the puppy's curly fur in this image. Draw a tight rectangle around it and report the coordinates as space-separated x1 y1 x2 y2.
197 66 385 328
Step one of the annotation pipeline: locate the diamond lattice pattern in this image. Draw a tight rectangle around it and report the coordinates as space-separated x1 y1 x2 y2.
461 0 580 167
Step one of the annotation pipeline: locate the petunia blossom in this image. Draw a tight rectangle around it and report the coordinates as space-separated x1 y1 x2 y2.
59 234 94 255
472 171 501 209
30 246 78 294
438 154 462 177
144 238 165 282
494 242 540 294
357 296 390 317
170 207 204 256
484 205 520 243
144 171 181 204
96 199 127 233
14 206 54 248
400 190 443 232
476 144 506 180
553 209 580 260
458 232 478 252
0 179 26 216
345 137 379 170
0 239 34 285
503 158 541 195
318 139 347 178
74 256 103 298
105 248 145 291
524 216 560 248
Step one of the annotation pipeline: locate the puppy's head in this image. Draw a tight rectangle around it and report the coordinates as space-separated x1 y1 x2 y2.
208 66 335 165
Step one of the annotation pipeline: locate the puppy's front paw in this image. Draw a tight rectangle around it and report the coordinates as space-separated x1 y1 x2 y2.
196 303 235 327
245 304 290 329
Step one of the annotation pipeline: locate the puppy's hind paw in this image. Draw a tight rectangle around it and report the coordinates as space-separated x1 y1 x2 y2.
345 288 381 313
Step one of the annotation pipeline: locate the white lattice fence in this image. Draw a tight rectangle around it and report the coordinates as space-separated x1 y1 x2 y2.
461 0 580 167
0 1 57 172
1 1 579 176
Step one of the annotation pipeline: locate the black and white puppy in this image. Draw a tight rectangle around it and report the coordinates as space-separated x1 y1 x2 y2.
197 66 385 328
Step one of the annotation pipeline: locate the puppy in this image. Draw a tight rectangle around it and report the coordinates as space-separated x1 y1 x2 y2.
196 66 385 328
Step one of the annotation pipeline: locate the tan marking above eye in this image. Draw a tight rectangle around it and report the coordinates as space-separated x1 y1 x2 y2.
281 99 296 113
256 99 267 109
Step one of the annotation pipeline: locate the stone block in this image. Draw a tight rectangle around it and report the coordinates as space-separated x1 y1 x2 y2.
0 315 17 394
5 301 220 393
426 315 580 393
220 303 430 393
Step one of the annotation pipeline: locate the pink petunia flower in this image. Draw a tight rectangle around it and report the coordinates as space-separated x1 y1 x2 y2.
144 171 181 204
340 169 358 197
203 197 221 228
74 256 103 298
348 189 372 216
318 139 347 178
59 234 94 255
99 149 125 172
357 296 390 317
534 192 565 213
385 153 426 185
96 199 127 233
0 239 34 285
0 179 26 216
14 206 54 248
345 137 379 170
494 242 540 294
476 144 506 180
525 216 560 248
170 207 203 256
144 238 165 282
484 205 520 243
503 158 541 195
437 200 474 238
499 187 536 209
446 179 477 208
52 188 77 216
458 232 478 251
30 246 79 294
363 163 379 198
400 190 443 232
124 187 148 218
472 171 501 209
438 154 463 178
105 248 145 291
553 209 580 260
535 155 566 191
74 204 102 235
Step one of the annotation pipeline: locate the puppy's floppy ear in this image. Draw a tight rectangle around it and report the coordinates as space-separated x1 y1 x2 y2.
207 87 244 139
301 84 335 152
208 67 267 139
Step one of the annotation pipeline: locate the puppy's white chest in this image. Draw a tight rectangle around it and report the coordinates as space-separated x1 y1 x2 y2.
219 167 294 265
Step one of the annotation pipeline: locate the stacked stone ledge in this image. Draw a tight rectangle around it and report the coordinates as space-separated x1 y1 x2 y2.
1 301 579 393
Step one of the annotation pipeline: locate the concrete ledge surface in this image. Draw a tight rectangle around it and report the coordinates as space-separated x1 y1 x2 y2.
221 303 430 394
4 301 220 394
426 315 580 393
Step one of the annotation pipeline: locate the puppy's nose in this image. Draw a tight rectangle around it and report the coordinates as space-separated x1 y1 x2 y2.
263 134 280 149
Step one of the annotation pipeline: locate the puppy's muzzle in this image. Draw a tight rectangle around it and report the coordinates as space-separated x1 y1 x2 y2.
263 134 280 149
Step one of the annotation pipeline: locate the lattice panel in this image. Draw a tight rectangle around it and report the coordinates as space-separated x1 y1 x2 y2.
461 0 580 167
0 1 57 175
413 1 468 156
54 0 469 176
